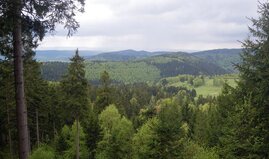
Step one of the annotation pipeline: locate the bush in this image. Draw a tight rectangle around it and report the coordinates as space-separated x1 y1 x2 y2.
193 78 205 87
183 141 219 159
29 145 55 159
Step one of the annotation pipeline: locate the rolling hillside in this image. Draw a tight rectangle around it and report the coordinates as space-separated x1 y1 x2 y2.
41 52 229 83
192 49 242 72
143 52 228 77
36 49 242 73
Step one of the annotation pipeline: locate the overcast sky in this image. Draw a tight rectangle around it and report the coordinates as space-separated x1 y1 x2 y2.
38 0 259 51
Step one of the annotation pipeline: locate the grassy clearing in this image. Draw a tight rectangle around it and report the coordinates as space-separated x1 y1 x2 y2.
162 74 238 96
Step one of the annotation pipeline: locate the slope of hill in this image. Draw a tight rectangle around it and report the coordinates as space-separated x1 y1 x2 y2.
41 52 229 83
192 49 242 72
143 52 228 77
84 61 161 83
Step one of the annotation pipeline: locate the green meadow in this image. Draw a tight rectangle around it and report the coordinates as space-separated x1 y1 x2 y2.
161 74 238 96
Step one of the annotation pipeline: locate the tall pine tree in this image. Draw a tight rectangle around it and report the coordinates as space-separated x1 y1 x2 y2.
219 2 269 158
61 49 89 159
236 1 269 158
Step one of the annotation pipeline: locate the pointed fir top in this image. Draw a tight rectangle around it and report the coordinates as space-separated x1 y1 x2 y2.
70 48 84 62
75 48 79 56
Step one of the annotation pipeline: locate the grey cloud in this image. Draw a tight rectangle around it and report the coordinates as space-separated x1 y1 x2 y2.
40 0 259 51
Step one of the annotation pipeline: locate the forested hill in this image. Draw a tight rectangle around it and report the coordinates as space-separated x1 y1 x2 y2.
41 52 228 83
35 49 170 62
143 52 228 77
193 49 242 72
85 49 242 72
36 49 242 73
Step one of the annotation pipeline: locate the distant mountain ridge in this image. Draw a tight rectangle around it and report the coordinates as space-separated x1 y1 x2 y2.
85 49 172 61
36 49 242 73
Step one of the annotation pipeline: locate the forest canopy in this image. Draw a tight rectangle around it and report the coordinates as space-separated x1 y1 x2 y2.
0 1 269 159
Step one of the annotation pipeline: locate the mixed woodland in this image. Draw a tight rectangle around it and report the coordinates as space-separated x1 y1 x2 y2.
0 0 269 159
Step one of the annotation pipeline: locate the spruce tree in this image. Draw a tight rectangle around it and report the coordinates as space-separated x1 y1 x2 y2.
218 2 269 158
95 71 112 112
61 49 89 159
154 99 184 159
235 1 269 158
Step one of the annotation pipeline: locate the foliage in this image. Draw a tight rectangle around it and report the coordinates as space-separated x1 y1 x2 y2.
216 2 269 158
0 0 85 55
132 118 158 159
2 2 269 158
0 53 56 156
154 99 184 159
60 50 89 121
29 145 55 159
183 141 219 159
193 103 220 147
96 105 134 159
193 77 205 87
56 122 89 159
1 0 85 157
95 71 113 112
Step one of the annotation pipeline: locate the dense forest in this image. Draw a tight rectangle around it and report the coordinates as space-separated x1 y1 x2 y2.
1 0 269 159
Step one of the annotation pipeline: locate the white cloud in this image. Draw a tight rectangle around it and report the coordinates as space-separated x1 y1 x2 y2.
38 34 145 50
38 0 259 51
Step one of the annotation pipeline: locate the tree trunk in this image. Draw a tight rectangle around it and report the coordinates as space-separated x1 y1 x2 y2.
76 117 80 159
53 120 56 139
5 74 13 159
28 128 31 154
13 0 29 158
36 108 40 147
7 105 13 159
